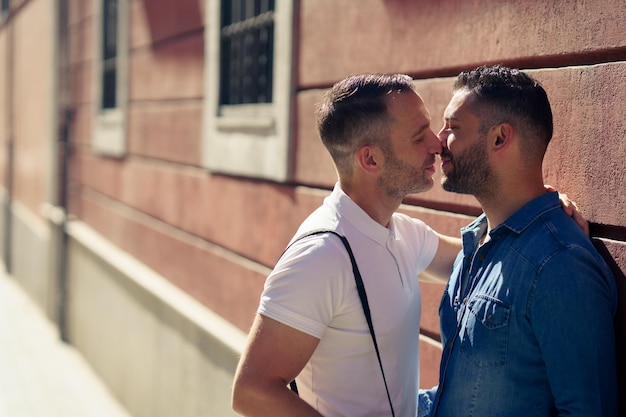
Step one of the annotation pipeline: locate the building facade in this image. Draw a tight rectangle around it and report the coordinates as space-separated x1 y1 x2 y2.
0 0 624 416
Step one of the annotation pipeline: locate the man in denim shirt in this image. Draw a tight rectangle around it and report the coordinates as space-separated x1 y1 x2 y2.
420 65 618 416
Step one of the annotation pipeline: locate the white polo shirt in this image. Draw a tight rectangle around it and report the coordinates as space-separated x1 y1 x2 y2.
259 184 438 417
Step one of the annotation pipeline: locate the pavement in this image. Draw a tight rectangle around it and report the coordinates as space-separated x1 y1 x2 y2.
0 272 132 417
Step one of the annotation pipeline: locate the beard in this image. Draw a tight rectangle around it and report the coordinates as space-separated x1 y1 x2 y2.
377 148 434 199
441 137 497 197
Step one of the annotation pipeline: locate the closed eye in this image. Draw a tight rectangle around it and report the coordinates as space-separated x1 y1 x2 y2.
413 124 430 143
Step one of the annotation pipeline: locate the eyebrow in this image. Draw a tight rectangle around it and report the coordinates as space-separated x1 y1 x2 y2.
412 122 430 139
418 123 430 132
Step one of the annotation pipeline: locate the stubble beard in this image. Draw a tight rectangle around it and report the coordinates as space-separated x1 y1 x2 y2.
378 150 434 199
441 138 497 197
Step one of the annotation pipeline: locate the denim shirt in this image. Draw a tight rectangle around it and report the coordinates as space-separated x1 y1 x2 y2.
425 192 618 417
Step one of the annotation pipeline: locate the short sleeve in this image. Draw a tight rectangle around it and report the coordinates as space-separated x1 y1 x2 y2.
258 234 354 339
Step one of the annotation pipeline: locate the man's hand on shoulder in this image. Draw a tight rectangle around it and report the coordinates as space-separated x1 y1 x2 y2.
545 185 589 237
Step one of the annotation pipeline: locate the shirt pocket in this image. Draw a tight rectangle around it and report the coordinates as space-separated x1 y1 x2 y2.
459 294 510 368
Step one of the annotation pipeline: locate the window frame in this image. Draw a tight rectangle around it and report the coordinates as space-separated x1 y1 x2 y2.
203 0 295 181
1 0 9 20
91 0 128 157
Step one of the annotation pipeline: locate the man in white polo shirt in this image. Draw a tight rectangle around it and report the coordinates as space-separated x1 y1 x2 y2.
232 73 460 417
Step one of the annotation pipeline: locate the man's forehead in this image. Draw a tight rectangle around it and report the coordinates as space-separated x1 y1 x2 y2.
385 88 421 101
386 89 426 109
444 89 472 119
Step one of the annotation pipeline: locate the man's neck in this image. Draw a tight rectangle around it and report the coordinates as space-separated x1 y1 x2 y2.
340 182 401 228
476 182 546 233
349 192 401 228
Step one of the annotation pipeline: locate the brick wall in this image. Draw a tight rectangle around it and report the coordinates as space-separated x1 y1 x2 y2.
60 0 626 407
296 0 626 394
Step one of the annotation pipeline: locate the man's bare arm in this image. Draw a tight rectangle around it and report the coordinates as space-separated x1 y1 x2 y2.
232 314 324 417
420 233 462 284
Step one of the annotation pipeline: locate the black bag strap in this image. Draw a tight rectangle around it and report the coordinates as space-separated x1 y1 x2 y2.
284 229 396 417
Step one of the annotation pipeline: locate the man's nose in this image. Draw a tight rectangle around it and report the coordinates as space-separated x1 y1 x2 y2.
437 127 449 148
428 129 443 153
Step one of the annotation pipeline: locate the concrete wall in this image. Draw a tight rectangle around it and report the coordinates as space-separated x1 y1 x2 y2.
66 221 243 417
0 0 59 317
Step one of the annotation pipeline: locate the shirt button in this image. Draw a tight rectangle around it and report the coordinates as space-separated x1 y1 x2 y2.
479 255 485 261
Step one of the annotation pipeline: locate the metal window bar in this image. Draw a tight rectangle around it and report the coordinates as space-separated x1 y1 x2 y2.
102 0 117 109
220 0 274 105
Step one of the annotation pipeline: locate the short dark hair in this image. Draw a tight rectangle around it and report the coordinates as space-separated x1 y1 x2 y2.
317 73 416 175
454 65 553 160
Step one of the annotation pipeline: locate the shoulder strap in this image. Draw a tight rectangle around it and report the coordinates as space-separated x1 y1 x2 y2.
285 229 396 417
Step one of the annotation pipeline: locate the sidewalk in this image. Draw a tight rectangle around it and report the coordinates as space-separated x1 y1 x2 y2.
0 272 132 417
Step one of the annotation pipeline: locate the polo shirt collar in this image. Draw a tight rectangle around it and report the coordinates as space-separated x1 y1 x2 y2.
329 184 391 246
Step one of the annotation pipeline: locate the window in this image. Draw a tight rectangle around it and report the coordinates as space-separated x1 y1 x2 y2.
102 0 118 109
92 0 128 156
219 1 274 105
1 0 9 16
204 0 294 181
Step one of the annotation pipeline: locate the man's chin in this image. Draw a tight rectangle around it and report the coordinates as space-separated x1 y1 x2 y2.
441 179 469 195
407 179 435 196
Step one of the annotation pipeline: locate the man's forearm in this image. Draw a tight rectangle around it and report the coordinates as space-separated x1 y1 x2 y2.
232 382 324 417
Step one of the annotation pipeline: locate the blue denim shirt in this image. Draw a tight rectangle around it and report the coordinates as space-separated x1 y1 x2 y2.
420 192 618 417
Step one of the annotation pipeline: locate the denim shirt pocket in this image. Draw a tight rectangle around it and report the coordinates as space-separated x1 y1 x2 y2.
459 294 510 368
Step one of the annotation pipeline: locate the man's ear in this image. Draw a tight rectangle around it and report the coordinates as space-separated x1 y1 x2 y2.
491 122 514 151
356 145 381 174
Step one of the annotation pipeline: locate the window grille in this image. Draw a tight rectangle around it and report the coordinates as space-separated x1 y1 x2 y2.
219 0 274 105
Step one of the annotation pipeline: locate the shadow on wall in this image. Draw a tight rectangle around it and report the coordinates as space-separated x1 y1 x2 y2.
592 239 626 416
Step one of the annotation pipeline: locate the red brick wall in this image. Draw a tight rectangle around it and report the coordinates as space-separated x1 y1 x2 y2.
296 0 626 392
0 0 56 217
62 0 625 403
